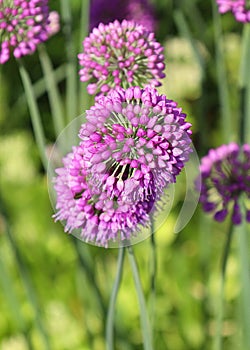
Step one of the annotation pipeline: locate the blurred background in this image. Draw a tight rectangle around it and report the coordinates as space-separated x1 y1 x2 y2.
0 0 247 349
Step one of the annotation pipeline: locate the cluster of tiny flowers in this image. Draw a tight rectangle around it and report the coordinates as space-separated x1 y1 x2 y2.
53 141 155 247
0 0 59 64
79 86 192 202
78 20 165 95
126 0 156 32
199 143 250 224
216 0 250 22
89 0 156 32
53 86 192 247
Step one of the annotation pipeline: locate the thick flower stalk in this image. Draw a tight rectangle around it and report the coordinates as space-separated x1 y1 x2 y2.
216 0 250 22
199 143 250 224
0 0 59 64
79 86 192 203
78 20 165 95
53 143 155 247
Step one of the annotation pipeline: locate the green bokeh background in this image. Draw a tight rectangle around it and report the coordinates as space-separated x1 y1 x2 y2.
0 1 249 349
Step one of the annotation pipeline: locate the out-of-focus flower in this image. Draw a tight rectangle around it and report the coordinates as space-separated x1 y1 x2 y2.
89 0 156 32
79 86 192 202
199 143 250 224
216 0 250 22
78 20 165 95
47 11 60 37
0 0 59 64
53 143 154 247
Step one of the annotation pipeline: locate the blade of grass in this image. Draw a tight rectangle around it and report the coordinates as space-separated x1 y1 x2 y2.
13 64 66 115
127 246 153 350
106 248 125 350
211 0 232 143
18 60 48 171
38 45 65 137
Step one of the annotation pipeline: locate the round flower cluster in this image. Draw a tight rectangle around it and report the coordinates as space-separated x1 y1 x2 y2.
89 0 156 32
53 142 155 247
199 143 250 224
53 87 192 247
0 0 59 64
79 86 192 202
78 20 165 95
216 0 250 22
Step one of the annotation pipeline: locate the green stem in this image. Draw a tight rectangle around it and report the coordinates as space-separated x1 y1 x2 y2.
148 225 157 344
214 222 234 350
78 0 91 114
38 45 65 137
239 24 250 145
18 60 48 171
127 246 153 350
236 221 250 349
60 0 77 123
72 239 107 318
212 0 232 143
106 248 125 350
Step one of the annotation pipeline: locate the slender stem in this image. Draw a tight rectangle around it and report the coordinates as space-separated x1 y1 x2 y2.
60 0 77 123
239 24 250 145
212 0 232 143
127 246 153 350
18 60 48 170
38 45 65 137
148 223 157 344
72 238 107 318
106 248 125 350
236 220 250 349
214 222 234 350
78 0 91 114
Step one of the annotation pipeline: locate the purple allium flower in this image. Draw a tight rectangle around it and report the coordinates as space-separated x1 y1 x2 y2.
53 142 155 247
199 143 250 224
78 20 165 95
79 86 192 202
216 0 250 22
47 11 60 37
0 0 58 64
89 0 156 32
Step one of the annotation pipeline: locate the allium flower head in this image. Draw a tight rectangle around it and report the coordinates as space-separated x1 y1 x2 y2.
199 143 250 224
0 0 58 64
78 20 165 95
53 142 155 247
216 0 250 22
79 86 192 202
89 0 156 32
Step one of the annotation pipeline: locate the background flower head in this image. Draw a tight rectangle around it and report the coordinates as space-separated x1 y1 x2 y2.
216 0 250 22
79 86 192 202
89 0 156 32
78 20 165 95
0 0 59 64
199 143 250 224
53 142 155 247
